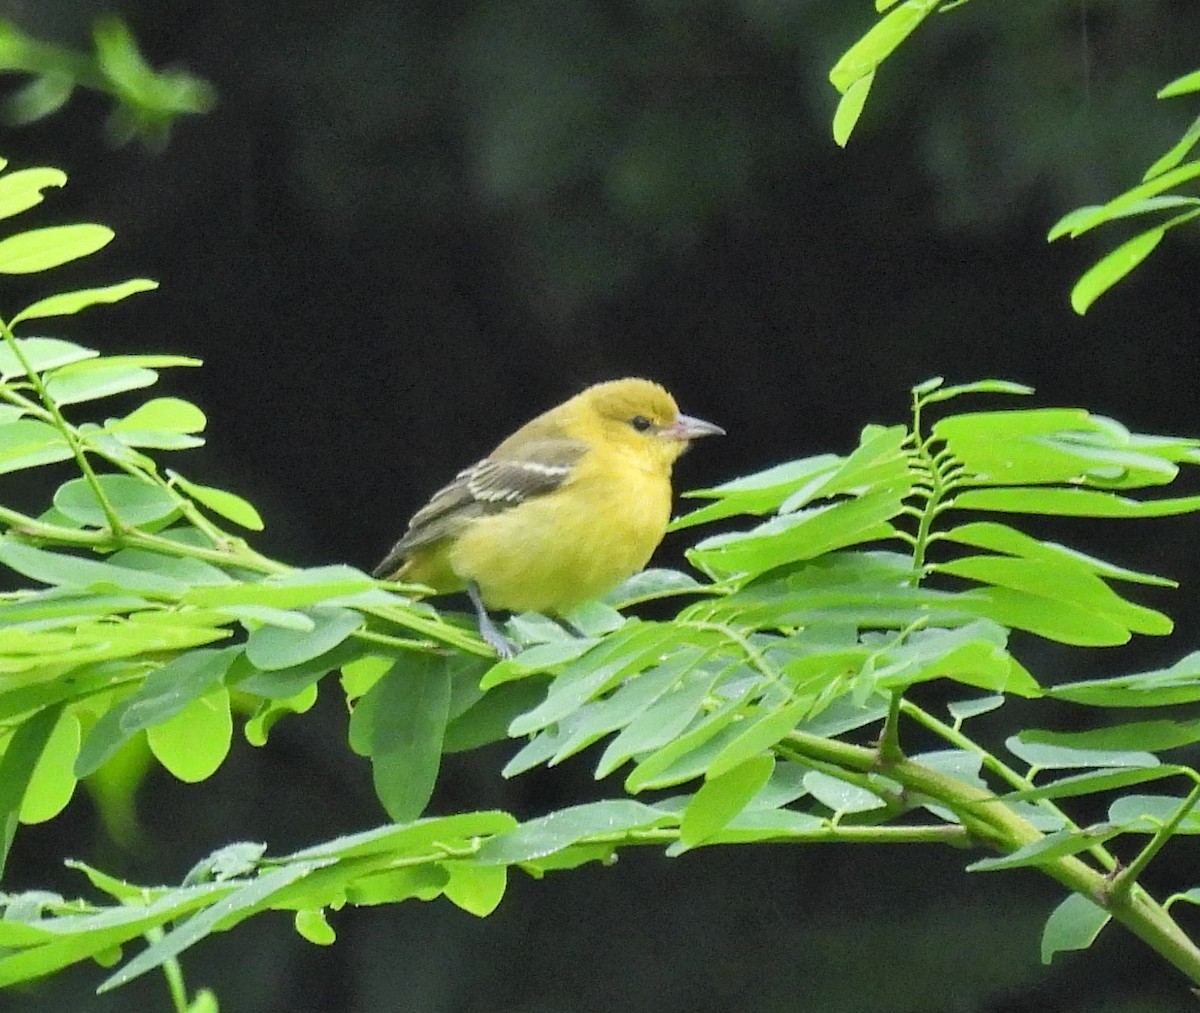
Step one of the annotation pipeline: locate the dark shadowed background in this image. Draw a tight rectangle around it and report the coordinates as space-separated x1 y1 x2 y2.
4 1 1200 1010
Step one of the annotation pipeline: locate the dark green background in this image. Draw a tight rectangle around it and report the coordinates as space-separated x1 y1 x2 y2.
4 1 1200 1010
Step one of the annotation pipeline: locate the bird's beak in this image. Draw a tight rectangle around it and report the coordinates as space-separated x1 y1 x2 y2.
662 413 725 441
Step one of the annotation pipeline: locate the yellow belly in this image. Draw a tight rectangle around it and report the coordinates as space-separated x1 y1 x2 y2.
446 463 672 614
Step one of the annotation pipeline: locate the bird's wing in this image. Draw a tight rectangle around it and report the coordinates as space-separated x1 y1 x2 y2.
372 436 589 577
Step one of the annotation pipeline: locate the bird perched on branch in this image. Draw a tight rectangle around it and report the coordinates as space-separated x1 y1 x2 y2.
373 378 723 657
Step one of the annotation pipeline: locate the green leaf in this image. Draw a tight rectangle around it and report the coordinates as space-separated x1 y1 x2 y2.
689 485 905 580
507 622 674 736
1006 735 1158 772
284 812 518 863
803 770 887 815
1143 116 1200 180
1108 794 1200 833
679 755 775 847
443 678 548 754
169 471 263 531
0 336 96 379
1158 70 1200 99
545 647 710 767
11 279 158 324
952 486 1200 518
936 556 1169 637
441 862 507 917
952 587 1133 647
1070 227 1164 315
2 74 73 127
0 167 67 220
968 827 1119 872
1020 719 1200 755
1048 651 1200 707
475 800 672 865
18 709 80 824
0 224 113 273
919 379 1034 404
705 696 811 778
1070 161 1200 236
146 688 232 782
110 397 205 434
1002 765 1191 803
294 908 336 946
0 541 196 597
43 362 157 405
935 408 1176 488
53 474 179 527
832 70 873 147
946 695 1005 723
0 704 63 878
244 685 319 745
245 606 363 670
347 655 452 822
595 662 727 778
604 568 706 606
828 0 939 93
96 860 333 993
1040 893 1111 964
0 419 72 474
942 521 1176 587
672 454 843 530
75 648 240 776
185 570 377 612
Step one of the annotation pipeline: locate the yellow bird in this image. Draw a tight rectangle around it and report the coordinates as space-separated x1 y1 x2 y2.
373 378 723 657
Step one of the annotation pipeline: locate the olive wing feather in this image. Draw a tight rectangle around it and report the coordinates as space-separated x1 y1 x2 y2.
372 437 589 577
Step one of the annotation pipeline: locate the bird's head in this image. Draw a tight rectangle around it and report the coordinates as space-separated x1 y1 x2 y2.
580 378 724 471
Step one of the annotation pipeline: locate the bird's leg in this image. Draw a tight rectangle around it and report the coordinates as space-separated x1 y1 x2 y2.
467 580 518 659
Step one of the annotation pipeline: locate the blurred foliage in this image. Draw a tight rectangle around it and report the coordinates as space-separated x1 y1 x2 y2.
0 14 214 148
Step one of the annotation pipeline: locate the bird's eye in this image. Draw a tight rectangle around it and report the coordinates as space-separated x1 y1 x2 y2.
630 415 654 432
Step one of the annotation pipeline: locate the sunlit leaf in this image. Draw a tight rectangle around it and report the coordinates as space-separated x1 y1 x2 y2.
293 908 335 946
828 0 940 93
1158 70 1200 99
1143 116 1200 180
0 224 113 274
833 71 873 147
679 754 775 847
18 709 79 824
441 862 507 917
919 379 1034 404
168 471 263 531
0 704 63 878
0 336 96 379
0 167 67 221
1071 227 1164 315
12 279 158 324
146 688 232 782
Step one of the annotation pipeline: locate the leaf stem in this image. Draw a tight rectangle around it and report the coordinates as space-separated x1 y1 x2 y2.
0 322 125 534
1108 780 1200 901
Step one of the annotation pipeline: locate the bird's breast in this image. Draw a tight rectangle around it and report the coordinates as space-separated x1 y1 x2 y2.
448 452 673 614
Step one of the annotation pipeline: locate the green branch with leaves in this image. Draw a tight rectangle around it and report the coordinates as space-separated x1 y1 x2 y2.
828 1 1200 313
5 156 1200 1008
